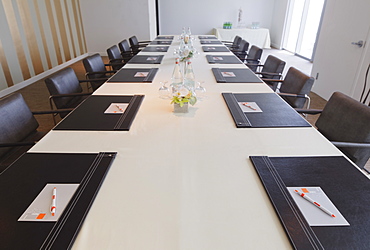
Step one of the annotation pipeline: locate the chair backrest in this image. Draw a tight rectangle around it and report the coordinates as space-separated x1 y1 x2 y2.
234 39 249 53
129 36 139 47
279 67 315 108
118 39 131 54
0 93 39 158
232 36 242 47
129 36 140 54
83 53 106 75
246 45 263 71
106 45 124 70
261 55 286 79
45 67 84 114
82 53 108 90
107 45 121 61
315 92 370 168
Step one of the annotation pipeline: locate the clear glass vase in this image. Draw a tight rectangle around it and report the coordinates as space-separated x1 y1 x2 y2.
173 103 189 113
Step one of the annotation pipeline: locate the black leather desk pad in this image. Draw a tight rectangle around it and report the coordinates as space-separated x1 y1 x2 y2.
142 46 169 52
150 40 172 45
212 68 263 83
206 55 242 64
127 55 164 64
200 40 223 44
222 93 311 128
0 152 116 249
54 95 144 131
250 155 370 250
155 36 174 40
107 68 158 82
198 35 218 39
202 46 230 52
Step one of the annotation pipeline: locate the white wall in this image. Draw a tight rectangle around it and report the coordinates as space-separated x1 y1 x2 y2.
79 0 155 54
158 0 277 36
269 0 289 49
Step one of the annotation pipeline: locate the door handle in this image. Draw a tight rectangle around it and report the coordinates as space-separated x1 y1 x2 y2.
351 40 364 48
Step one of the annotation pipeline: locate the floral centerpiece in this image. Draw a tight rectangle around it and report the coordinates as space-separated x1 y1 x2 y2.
171 87 197 113
171 90 197 107
179 48 196 62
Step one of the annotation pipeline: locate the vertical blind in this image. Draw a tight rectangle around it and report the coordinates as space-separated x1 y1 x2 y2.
0 0 87 91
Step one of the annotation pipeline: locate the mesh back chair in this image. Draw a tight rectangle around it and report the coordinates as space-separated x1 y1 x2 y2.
269 67 315 109
45 67 91 120
243 45 263 71
223 35 242 50
106 45 125 70
251 55 286 90
0 93 68 172
298 92 370 168
82 53 116 91
233 39 249 59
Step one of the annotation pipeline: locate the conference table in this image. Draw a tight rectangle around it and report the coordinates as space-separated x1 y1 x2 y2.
23 36 366 249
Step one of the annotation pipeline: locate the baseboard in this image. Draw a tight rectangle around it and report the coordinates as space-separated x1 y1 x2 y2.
0 53 95 98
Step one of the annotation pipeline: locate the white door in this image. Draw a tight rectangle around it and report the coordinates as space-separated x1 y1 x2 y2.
311 0 370 101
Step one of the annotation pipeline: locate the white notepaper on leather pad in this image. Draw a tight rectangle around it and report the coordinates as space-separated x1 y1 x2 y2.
287 187 349 226
18 183 79 222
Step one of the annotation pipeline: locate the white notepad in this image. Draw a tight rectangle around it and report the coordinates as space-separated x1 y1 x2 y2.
238 102 263 112
287 187 350 226
18 183 79 222
104 103 129 114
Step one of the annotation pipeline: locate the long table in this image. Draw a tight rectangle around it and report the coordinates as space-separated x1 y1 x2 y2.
214 28 271 48
28 36 355 249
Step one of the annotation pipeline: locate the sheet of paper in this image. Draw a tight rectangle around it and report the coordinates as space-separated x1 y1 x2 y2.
221 71 236 77
146 57 158 61
134 72 149 77
287 187 350 226
18 183 79 222
212 57 223 61
238 102 263 112
104 103 129 114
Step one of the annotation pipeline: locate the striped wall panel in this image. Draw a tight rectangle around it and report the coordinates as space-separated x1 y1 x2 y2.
0 0 86 91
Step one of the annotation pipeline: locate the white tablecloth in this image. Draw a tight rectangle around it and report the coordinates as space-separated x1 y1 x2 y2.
29 36 344 250
214 28 271 48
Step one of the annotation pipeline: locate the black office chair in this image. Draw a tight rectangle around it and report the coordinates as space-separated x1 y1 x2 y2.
45 67 94 121
251 55 286 90
118 39 134 60
82 53 117 90
242 45 263 71
106 45 126 70
267 67 315 109
232 39 249 59
0 93 69 172
222 35 242 50
129 35 151 55
297 92 370 169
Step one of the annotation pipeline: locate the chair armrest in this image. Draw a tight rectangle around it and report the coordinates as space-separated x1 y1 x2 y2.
85 70 116 76
331 141 370 148
32 108 74 115
109 59 125 63
258 72 282 76
261 78 284 83
79 78 109 83
0 141 36 147
49 92 91 99
244 59 260 63
278 92 308 99
295 108 323 115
